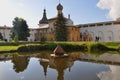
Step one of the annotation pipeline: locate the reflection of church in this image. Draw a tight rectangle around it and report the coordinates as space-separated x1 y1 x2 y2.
39 55 75 80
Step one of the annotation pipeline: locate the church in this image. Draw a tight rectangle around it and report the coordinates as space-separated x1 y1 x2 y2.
0 3 120 42
33 3 80 41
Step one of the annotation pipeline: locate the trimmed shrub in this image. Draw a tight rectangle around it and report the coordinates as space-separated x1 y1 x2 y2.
55 43 87 52
88 43 109 52
117 45 120 52
17 43 88 52
17 45 47 52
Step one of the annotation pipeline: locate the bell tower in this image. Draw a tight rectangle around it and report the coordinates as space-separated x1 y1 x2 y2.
39 8 48 25
57 0 63 14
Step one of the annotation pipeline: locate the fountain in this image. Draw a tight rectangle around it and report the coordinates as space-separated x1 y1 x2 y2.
51 45 68 57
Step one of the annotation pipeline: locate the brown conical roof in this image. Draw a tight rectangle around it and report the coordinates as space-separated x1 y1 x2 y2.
53 45 64 56
39 9 48 24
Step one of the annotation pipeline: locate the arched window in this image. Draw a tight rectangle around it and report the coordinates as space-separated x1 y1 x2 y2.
107 31 114 42
118 30 120 41
90 31 94 41
98 31 104 42
0 32 3 40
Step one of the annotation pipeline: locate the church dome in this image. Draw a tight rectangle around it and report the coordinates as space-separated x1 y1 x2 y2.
66 14 74 26
57 3 63 10
39 9 48 24
66 19 74 26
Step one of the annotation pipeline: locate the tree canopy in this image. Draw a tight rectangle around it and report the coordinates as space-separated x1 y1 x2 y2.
55 13 68 41
11 17 30 41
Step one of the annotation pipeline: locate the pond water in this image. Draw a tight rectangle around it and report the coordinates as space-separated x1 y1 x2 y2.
0 51 120 80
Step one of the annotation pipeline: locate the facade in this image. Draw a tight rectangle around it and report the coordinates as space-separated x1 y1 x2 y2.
0 26 37 42
0 25 12 41
78 20 120 42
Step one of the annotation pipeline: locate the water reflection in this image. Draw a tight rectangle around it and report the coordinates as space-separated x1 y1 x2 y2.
0 51 120 80
12 54 30 73
0 54 12 61
80 52 120 65
39 58 49 78
39 52 75 80
98 65 120 80
49 58 73 80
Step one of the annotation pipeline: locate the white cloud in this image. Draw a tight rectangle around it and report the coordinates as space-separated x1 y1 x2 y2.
18 3 24 7
97 0 120 20
97 65 120 80
0 0 26 26
0 0 40 28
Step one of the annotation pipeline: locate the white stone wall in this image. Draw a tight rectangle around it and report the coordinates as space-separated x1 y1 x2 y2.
0 26 37 42
4 29 11 41
28 29 36 42
0 26 11 41
80 24 120 42
48 22 56 32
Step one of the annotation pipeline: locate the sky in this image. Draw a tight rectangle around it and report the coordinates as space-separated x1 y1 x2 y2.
0 0 119 28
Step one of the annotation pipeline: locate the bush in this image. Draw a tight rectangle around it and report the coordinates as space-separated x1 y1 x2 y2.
53 43 87 52
88 43 109 52
14 35 19 43
117 45 120 52
40 36 46 43
18 45 47 52
17 43 88 52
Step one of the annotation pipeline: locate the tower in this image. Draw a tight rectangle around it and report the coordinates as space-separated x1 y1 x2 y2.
57 1 63 14
39 9 48 25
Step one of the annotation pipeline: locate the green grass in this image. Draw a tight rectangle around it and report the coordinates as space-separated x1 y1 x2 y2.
0 42 120 53
102 42 120 49
0 46 19 52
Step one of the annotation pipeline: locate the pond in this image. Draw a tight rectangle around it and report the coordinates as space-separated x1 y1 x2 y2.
0 51 120 80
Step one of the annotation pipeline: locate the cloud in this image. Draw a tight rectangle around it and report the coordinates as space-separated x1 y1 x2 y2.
97 65 120 80
97 0 120 20
0 0 26 26
18 3 24 7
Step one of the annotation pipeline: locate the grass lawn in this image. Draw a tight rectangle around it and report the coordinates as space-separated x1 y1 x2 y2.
0 42 120 53
50 42 120 49
101 42 120 49
0 46 19 52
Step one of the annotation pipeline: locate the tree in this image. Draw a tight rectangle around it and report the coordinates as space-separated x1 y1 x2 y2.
11 17 30 41
40 36 46 43
14 35 19 43
54 13 68 41
0 32 3 40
